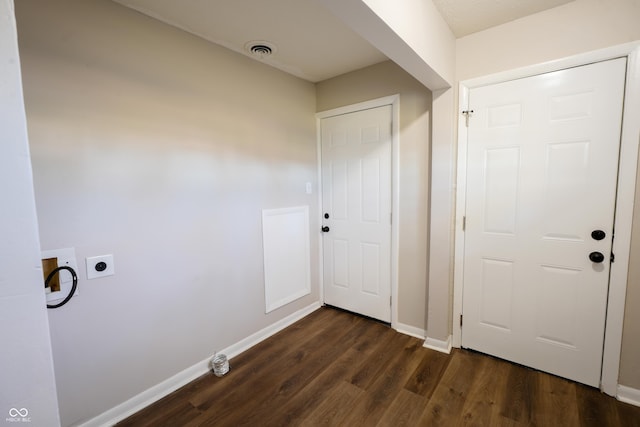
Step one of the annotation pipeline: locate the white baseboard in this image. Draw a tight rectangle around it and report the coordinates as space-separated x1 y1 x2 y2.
423 335 452 354
394 323 426 340
78 301 321 427
617 384 640 407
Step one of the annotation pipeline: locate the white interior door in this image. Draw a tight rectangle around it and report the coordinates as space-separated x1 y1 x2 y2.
321 105 392 322
462 58 627 387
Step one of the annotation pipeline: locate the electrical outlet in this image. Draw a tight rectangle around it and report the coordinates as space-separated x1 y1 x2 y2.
86 254 115 279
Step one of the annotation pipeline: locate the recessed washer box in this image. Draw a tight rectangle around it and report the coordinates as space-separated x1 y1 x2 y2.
86 254 115 279
42 247 79 303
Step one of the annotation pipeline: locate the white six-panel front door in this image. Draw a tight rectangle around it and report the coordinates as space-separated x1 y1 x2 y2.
462 58 627 387
321 105 392 322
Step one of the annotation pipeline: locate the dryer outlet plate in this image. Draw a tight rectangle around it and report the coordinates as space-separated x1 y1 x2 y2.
86 254 115 279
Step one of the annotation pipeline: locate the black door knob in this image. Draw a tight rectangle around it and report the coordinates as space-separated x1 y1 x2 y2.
591 230 606 241
589 251 605 263
321 226 330 232
324 213 330 219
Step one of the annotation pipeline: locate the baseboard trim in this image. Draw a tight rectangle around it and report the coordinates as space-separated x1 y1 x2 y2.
78 301 322 427
394 323 425 340
617 384 640 407
423 335 452 354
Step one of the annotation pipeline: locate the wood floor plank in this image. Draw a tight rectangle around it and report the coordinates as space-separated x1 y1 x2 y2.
117 399 199 427
115 375 208 427
493 415 529 427
375 388 428 427
230 317 375 427
420 349 492 426
260 321 395 425
347 331 412 391
188 307 348 411
189 313 365 425
339 338 426 426
118 307 640 427
576 383 620 427
417 349 484 426
617 400 640 427
499 362 537 424
403 348 451 397
532 371 580 427
457 353 511 426
352 320 394 354
299 380 363 427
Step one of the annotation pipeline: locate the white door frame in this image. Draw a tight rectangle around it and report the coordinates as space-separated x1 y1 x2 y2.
453 42 640 396
316 95 400 328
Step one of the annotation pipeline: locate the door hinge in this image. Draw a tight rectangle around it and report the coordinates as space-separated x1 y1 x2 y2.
611 252 615 263
460 314 463 327
462 110 474 127
462 216 466 231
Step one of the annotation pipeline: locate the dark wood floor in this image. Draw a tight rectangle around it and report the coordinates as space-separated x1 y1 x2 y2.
117 307 640 426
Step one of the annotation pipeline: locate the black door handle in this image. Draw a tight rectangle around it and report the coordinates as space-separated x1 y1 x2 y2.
321 226 330 232
589 251 605 263
591 230 606 241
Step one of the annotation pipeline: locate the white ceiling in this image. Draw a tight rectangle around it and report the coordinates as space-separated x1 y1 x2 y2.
112 0 576 83
112 0 387 83
432 0 575 37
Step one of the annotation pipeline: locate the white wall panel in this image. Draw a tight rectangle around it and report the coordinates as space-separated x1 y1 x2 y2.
262 206 311 313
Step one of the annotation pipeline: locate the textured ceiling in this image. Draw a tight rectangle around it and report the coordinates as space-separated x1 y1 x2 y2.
112 0 577 82
432 0 576 37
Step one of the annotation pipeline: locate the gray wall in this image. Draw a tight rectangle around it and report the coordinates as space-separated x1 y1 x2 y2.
16 0 319 424
317 61 432 331
621 163 640 389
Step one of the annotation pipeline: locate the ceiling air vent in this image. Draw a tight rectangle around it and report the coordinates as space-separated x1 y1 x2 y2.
250 44 272 55
245 41 277 59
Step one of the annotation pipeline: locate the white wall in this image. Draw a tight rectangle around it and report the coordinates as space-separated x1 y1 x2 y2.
455 0 640 389
362 0 455 85
0 0 60 425
318 0 455 89
16 0 319 425
457 0 640 80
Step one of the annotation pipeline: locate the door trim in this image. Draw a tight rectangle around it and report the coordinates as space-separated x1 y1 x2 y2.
316 95 400 328
453 42 640 396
